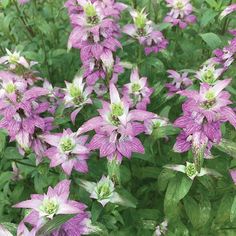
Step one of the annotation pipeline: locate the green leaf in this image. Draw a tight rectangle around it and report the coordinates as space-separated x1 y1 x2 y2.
200 9 218 27
0 222 17 235
0 130 6 154
0 172 12 189
214 139 236 158
36 214 75 236
200 33 222 49
3 147 24 160
164 174 192 218
230 196 236 222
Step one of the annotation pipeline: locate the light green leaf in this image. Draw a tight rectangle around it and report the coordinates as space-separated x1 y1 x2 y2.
200 33 222 49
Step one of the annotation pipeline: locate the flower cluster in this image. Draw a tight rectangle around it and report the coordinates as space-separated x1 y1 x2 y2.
165 69 192 96
77 83 155 162
0 50 53 163
123 9 168 55
43 128 90 175
14 180 89 235
174 79 236 158
164 0 196 29
122 68 153 110
65 0 126 87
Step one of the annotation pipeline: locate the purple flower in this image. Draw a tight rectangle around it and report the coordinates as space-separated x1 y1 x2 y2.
77 83 155 161
51 212 91 236
164 0 196 29
179 79 236 126
14 180 87 234
43 129 90 175
123 9 168 55
213 36 236 69
122 68 153 110
230 169 236 185
220 4 236 19
165 70 192 96
64 75 92 123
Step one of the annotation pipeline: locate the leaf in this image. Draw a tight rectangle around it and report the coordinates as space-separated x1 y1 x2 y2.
0 222 17 235
91 201 103 222
214 139 236 158
230 196 236 222
164 174 192 218
36 214 75 236
0 130 6 154
200 33 222 49
3 147 23 160
200 9 218 26
112 188 138 208
0 172 12 189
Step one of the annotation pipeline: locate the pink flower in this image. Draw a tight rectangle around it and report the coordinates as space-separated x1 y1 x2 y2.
14 180 87 234
43 129 90 175
123 9 168 55
165 70 192 96
230 169 236 185
164 0 196 29
220 4 236 19
122 68 153 110
77 83 155 161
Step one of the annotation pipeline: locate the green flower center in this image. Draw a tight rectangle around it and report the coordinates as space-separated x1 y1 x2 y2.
176 1 184 9
132 83 141 93
9 54 20 64
134 13 147 29
203 70 215 84
42 199 59 216
60 137 75 152
5 83 16 93
69 85 84 105
185 163 197 178
84 3 99 25
111 103 124 117
97 183 112 199
201 91 216 109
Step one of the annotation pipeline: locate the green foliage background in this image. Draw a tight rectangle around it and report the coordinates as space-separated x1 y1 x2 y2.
0 0 236 235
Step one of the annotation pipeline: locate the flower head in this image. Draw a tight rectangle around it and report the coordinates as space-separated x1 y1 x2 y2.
43 129 90 175
14 180 87 233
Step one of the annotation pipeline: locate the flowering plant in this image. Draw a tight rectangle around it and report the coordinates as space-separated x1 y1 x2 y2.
0 0 236 235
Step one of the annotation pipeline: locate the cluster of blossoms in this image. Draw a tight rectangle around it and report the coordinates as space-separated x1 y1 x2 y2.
165 69 192 96
77 83 155 162
0 50 53 164
174 78 236 159
123 9 168 55
164 0 196 29
65 0 126 89
14 180 91 236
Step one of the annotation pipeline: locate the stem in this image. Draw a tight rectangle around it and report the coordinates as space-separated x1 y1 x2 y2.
13 0 35 38
132 0 137 9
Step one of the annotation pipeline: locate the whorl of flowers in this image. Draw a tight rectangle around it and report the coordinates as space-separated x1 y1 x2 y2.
123 9 168 55
13 180 89 235
164 0 196 29
0 50 53 164
77 83 155 162
65 0 126 87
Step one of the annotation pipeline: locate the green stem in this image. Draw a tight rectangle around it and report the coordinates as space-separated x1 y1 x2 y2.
13 0 35 38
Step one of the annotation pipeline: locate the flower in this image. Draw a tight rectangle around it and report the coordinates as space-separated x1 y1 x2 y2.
14 180 87 234
165 162 222 180
165 69 192 96
43 129 90 175
164 0 196 29
64 75 92 123
122 68 153 110
155 220 168 236
0 48 36 70
77 83 155 161
220 4 236 19
90 176 115 206
0 224 13 236
179 79 236 126
51 212 91 236
123 9 168 55
195 62 224 84
230 169 236 185
144 116 169 135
